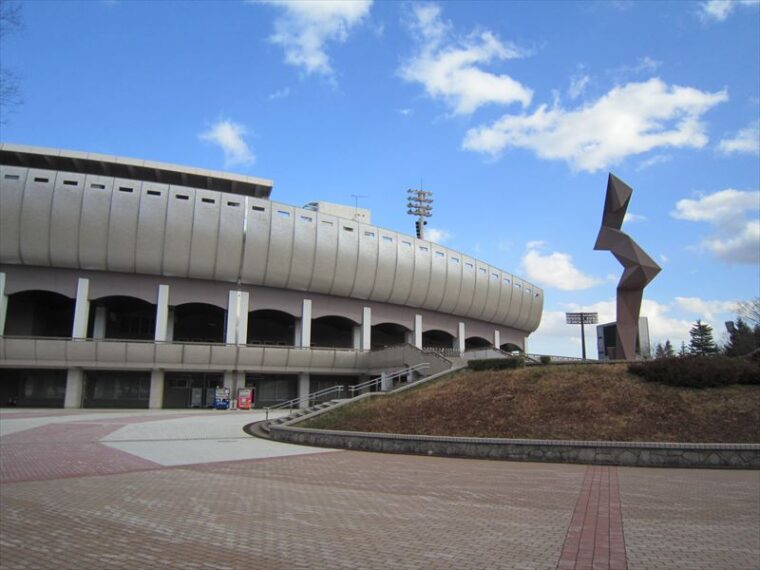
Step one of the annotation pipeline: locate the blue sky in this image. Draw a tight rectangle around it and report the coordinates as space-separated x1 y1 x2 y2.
1 0 758 357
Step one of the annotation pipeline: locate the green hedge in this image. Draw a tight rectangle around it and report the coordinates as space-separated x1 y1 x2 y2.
468 357 525 371
539 355 552 365
628 356 759 388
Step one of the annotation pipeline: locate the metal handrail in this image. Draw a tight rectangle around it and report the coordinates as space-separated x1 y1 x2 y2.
348 363 429 396
264 385 344 420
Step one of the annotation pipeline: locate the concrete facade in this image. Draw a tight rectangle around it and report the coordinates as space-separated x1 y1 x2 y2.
0 144 544 409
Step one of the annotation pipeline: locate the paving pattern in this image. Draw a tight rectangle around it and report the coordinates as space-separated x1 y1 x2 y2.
0 409 758 570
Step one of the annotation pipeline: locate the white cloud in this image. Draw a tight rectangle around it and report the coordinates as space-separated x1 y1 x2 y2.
718 121 760 155
675 297 738 320
261 0 372 76
463 78 727 172
568 74 590 100
519 242 601 291
399 3 532 115
672 189 760 264
636 153 672 170
399 108 413 116
623 212 647 223
699 0 759 22
672 189 759 224
268 87 291 100
532 298 696 358
199 120 255 168
659 253 669 264
702 221 760 264
426 227 451 244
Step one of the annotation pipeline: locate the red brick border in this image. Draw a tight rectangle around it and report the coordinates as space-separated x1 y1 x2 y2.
558 465 627 570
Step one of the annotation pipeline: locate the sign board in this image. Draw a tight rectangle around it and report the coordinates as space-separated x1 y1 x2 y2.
566 312 598 324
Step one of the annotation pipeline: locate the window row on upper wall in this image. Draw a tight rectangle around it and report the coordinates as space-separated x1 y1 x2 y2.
0 165 543 332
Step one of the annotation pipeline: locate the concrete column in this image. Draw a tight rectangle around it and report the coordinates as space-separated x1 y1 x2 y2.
523 337 529 355
237 292 249 345
224 371 235 391
352 326 361 350
361 307 371 350
154 284 170 341
380 371 392 391
300 299 312 348
225 290 249 345
294 319 302 347
0 272 7 335
92 306 107 339
298 372 310 409
493 330 501 351
149 370 165 409
414 314 423 349
166 309 175 342
456 322 466 354
64 368 84 408
72 278 90 339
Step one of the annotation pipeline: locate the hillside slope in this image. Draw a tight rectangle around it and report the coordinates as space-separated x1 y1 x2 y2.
304 364 760 443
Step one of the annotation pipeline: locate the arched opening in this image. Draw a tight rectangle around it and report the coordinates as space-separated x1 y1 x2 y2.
371 322 410 349
247 309 296 346
311 316 357 349
89 296 156 341
500 343 523 353
422 329 455 350
173 303 226 343
465 336 492 350
4 290 74 337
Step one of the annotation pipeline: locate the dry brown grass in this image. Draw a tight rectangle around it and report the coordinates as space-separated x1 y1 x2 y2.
304 364 760 443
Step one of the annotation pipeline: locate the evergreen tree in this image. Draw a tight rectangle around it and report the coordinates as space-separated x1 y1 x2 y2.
664 339 675 357
679 341 687 357
654 342 665 359
724 317 760 357
688 320 718 356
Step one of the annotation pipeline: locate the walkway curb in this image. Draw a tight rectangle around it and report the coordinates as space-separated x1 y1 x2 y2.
269 424 760 469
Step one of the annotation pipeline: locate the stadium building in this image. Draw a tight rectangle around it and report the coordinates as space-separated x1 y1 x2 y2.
0 144 543 409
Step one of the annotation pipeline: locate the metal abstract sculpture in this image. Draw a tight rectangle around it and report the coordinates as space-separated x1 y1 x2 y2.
594 174 661 360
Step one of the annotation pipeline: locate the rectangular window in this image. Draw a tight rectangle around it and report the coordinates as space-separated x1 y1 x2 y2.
402 240 412 247
147 190 161 196
465 262 474 269
4 174 20 180
503 278 511 285
176 194 189 200
419 246 429 252
227 201 240 207
276 210 290 218
514 283 521 289
63 180 78 186
451 257 460 264
479 267 487 274
491 273 498 279
364 231 376 238
252 205 266 212
343 226 354 232
322 220 334 226
525 288 531 294
435 251 444 258
300 215 313 222
202 197 216 204
382 236 393 243
34 177 49 183
118 186 134 193
91 183 106 190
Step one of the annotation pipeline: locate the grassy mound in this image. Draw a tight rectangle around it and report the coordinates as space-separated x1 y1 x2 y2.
304 364 760 443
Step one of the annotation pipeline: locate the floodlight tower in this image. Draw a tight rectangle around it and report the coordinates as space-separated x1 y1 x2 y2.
407 188 433 240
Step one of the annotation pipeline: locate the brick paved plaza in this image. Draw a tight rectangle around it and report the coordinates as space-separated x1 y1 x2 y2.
1 409 758 570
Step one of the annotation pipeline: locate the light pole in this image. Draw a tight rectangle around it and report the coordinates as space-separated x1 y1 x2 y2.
407 188 433 239
566 312 599 360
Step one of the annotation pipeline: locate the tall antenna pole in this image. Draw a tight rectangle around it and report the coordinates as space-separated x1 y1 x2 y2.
407 187 433 240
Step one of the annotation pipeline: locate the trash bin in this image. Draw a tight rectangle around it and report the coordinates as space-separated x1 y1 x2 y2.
237 388 253 410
